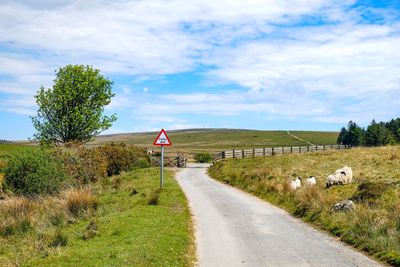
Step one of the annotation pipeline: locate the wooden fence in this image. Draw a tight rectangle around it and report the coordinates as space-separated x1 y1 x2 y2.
150 154 187 168
213 144 349 162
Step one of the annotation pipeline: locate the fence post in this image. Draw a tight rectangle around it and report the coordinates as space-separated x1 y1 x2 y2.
263 147 266 157
290 146 293 153
331 144 333 150
282 147 284 154
315 145 318 151
233 149 235 158
242 150 245 158
253 148 255 157
222 151 225 159
307 146 310 152
272 147 275 155
299 146 301 154
323 145 326 150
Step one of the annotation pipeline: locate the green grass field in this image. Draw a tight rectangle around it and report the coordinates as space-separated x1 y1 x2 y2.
91 129 338 154
288 131 338 145
209 146 400 266
0 168 195 266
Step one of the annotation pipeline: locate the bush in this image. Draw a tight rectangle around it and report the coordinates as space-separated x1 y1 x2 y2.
97 143 150 176
3 149 69 197
194 153 212 163
52 146 108 184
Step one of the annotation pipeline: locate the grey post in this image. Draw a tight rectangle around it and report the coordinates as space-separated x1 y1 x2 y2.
160 145 164 188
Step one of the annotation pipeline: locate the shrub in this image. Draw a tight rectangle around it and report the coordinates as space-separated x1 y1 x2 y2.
78 147 108 182
3 149 69 197
51 145 108 184
0 197 36 236
194 153 212 163
97 143 150 176
0 159 6 172
64 188 98 217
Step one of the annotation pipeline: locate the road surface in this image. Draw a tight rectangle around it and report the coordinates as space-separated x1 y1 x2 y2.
176 163 382 267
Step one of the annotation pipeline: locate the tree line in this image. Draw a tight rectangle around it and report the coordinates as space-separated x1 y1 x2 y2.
337 118 400 146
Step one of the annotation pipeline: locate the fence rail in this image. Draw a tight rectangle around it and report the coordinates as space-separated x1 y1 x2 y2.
150 154 187 168
213 144 349 162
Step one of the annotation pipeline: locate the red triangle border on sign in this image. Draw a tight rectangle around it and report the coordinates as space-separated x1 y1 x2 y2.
153 129 172 146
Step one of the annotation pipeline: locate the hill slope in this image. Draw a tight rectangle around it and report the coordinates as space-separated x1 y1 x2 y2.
91 129 338 154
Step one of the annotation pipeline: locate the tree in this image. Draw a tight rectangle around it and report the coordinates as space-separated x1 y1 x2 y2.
31 65 117 144
337 121 364 146
365 120 394 146
337 127 347 144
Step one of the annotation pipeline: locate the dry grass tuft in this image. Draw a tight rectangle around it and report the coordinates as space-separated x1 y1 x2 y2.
294 186 327 217
0 197 36 236
63 188 98 217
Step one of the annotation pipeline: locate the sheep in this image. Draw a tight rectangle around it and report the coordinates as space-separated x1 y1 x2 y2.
290 177 302 190
335 166 353 184
326 166 353 188
306 176 316 186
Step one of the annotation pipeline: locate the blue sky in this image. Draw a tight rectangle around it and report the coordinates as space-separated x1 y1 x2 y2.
0 0 399 140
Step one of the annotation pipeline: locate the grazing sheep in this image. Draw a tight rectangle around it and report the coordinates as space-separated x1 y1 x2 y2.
306 176 316 186
290 177 302 190
326 166 353 188
335 166 353 184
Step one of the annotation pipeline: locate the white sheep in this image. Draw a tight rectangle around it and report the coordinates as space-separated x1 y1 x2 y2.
335 166 353 184
290 177 302 190
306 176 316 186
326 166 353 187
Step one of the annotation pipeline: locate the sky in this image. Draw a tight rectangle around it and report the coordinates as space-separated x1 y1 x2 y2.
0 0 399 140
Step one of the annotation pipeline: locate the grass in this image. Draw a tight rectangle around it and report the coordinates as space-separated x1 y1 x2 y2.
289 131 338 145
209 145 400 266
0 168 195 266
90 128 338 155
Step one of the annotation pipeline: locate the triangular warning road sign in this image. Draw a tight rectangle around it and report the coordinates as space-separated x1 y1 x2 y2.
153 129 172 146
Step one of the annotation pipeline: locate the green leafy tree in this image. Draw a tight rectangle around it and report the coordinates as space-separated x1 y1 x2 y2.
31 65 117 144
365 120 394 146
337 121 364 146
385 118 400 142
337 127 347 144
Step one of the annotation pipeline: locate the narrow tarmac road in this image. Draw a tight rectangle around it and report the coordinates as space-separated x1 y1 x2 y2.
176 164 382 267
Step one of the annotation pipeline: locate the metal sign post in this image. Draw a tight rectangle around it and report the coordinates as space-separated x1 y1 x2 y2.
153 129 172 189
160 145 164 188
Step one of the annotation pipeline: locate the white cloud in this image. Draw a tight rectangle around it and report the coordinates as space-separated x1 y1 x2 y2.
0 96 36 115
0 0 399 129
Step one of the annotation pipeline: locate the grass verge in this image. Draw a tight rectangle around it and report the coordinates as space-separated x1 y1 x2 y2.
0 168 195 266
209 146 400 266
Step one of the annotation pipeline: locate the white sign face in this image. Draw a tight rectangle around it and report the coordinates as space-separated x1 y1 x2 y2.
153 129 172 146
